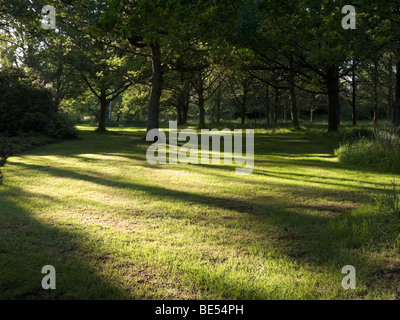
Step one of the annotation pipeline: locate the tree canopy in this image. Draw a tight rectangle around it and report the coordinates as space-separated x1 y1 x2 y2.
1 0 400 132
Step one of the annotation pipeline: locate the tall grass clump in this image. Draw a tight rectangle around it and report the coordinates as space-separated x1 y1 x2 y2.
335 127 400 173
329 180 400 252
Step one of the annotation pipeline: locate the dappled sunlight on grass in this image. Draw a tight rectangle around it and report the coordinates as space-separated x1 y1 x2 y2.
1 126 399 299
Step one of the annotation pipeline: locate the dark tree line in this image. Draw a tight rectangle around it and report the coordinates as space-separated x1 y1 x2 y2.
2 0 400 133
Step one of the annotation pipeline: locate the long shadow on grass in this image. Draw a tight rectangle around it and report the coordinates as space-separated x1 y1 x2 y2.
0 186 131 299
184 163 394 198
7 128 397 297
7 161 396 299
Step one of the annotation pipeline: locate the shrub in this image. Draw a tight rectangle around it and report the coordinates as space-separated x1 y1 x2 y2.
3 135 55 154
46 114 78 139
335 127 400 174
0 67 77 139
0 139 14 184
340 127 374 144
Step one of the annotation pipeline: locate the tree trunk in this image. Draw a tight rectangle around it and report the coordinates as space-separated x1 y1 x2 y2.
352 67 357 126
240 80 248 125
98 90 107 132
216 99 221 124
241 101 246 126
265 85 270 125
289 83 299 127
176 105 183 126
388 55 394 122
241 103 246 125
216 88 222 124
195 77 206 129
289 61 299 128
182 102 189 125
311 94 316 123
147 43 164 134
283 103 287 121
273 87 279 124
326 65 340 132
176 90 184 126
182 87 190 125
198 93 205 129
54 64 63 112
373 57 379 125
393 43 400 126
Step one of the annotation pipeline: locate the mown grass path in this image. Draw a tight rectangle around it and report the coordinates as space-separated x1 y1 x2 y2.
0 126 399 299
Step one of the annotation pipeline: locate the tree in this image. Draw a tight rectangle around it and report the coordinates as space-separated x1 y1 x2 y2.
234 0 377 131
162 70 192 126
100 0 218 133
69 39 139 131
191 67 224 128
227 70 254 125
43 0 149 131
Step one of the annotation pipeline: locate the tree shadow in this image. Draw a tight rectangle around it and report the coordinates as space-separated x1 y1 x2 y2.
0 186 132 299
6 161 397 298
5 127 398 299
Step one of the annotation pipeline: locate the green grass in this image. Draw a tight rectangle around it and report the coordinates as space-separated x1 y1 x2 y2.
0 123 399 299
335 126 400 174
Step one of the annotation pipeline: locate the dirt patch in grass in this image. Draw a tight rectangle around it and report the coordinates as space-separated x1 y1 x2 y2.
367 269 400 296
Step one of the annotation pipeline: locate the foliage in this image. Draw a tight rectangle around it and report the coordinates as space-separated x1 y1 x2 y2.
0 67 77 139
0 139 13 184
0 133 56 154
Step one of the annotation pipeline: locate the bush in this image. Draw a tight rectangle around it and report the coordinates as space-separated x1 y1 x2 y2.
0 139 14 184
340 127 374 144
46 114 78 139
0 67 77 139
335 127 400 173
2 134 55 154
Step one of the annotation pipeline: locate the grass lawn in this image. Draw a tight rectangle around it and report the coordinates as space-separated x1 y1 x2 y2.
0 123 399 299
